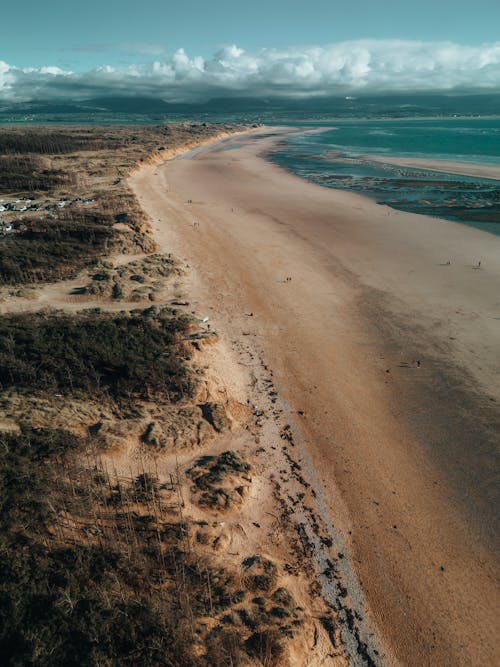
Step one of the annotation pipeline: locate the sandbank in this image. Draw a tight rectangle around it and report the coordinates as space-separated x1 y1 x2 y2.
368 154 500 180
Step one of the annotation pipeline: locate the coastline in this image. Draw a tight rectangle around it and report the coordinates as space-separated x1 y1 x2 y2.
130 127 500 666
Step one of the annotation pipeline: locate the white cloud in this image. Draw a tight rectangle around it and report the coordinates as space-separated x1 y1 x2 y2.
1 40 500 103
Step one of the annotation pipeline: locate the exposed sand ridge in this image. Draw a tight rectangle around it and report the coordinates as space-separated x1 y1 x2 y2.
368 155 500 181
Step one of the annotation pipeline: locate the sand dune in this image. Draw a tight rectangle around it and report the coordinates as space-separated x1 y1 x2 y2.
130 128 500 666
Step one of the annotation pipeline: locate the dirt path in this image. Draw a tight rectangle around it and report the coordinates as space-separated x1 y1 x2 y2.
130 130 500 667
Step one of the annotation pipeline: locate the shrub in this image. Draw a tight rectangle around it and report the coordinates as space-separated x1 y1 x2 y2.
246 629 285 666
0 130 122 155
0 427 194 666
0 156 71 192
0 308 194 401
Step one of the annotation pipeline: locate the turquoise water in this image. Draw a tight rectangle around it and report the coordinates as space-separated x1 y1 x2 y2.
269 119 500 236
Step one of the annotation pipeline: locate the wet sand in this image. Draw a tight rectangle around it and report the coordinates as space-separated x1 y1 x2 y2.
131 128 500 666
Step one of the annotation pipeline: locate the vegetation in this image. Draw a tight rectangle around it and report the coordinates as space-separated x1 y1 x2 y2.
0 426 293 666
0 130 123 155
187 451 252 510
78 254 176 302
0 214 116 284
0 308 195 401
0 123 239 157
0 426 193 666
0 195 154 286
242 556 279 593
0 128 155 287
0 155 72 192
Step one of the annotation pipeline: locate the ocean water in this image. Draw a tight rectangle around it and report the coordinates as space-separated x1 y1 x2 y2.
268 119 500 236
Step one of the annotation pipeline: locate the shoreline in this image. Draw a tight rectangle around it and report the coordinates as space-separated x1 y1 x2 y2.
131 127 500 666
265 128 500 239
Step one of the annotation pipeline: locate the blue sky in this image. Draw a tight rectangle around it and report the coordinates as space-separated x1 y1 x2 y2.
4 0 499 69
1 1 500 102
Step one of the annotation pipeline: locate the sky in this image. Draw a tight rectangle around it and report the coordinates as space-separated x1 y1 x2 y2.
1 0 500 103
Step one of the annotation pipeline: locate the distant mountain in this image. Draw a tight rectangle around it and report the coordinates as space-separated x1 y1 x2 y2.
2 92 500 120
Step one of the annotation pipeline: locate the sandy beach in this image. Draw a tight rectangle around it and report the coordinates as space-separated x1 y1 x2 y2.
130 128 500 666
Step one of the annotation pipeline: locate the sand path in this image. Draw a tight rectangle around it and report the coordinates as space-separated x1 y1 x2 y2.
130 129 500 666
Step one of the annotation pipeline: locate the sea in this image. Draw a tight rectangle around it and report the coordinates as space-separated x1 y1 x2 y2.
268 118 500 236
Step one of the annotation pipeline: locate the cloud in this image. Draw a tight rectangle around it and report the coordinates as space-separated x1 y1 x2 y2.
1 40 500 103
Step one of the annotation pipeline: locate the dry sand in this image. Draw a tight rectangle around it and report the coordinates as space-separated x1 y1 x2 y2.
130 128 500 666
